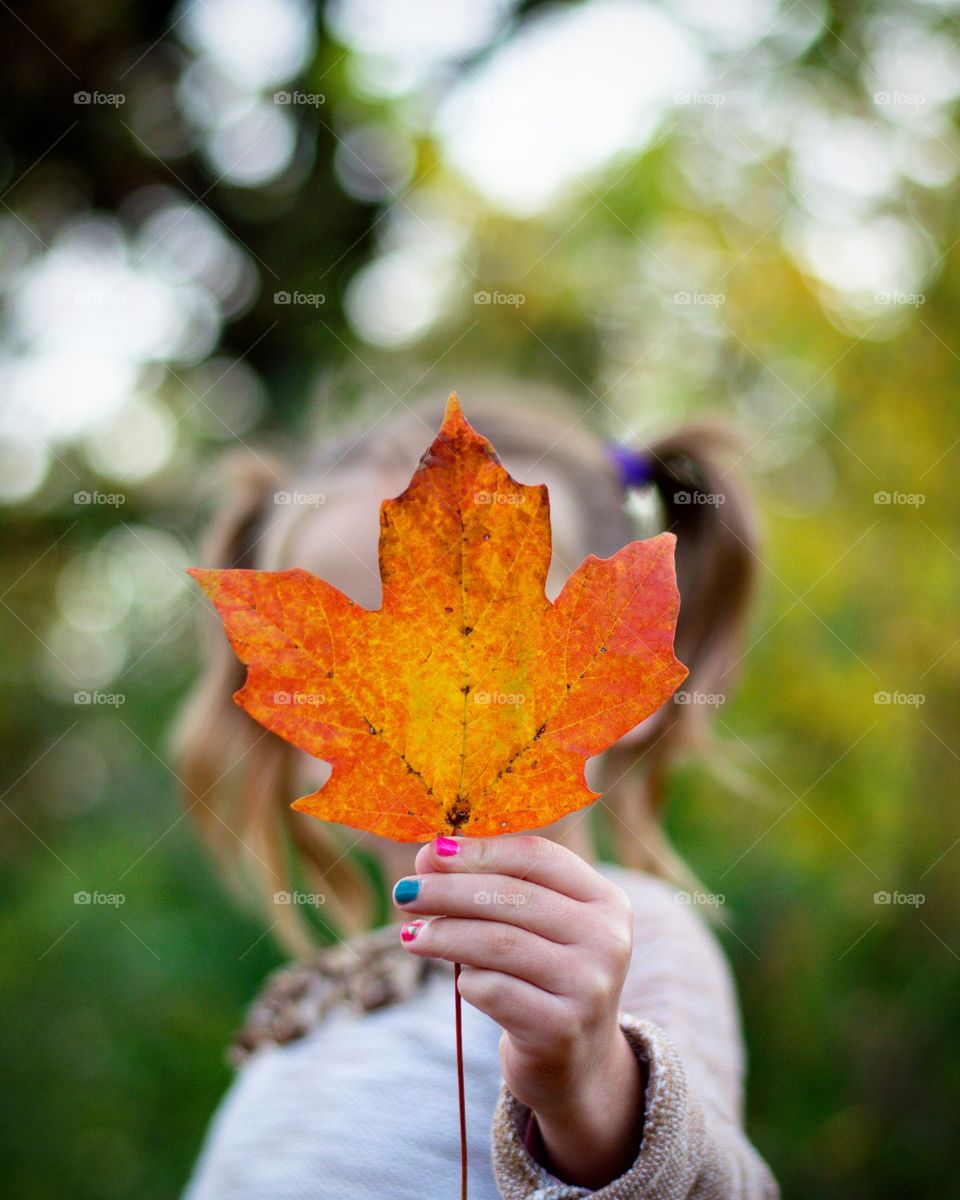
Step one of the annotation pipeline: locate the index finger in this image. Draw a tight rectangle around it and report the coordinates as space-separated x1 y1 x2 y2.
413 834 608 903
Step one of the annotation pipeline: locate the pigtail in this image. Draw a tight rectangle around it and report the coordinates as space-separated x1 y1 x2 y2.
647 423 760 720
170 451 375 954
597 421 761 891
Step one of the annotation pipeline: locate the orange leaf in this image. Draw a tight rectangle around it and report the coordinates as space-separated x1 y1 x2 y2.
188 395 688 841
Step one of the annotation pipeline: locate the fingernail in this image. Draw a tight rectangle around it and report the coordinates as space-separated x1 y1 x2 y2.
400 920 425 943
393 878 421 905
435 835 460 856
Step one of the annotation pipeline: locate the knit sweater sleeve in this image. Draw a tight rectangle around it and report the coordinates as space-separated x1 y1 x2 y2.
488 871 780 1200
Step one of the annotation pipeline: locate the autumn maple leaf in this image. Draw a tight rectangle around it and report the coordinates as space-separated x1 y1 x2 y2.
188 395 687 841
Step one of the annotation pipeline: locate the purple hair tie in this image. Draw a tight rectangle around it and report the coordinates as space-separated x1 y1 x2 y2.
606 442 655 490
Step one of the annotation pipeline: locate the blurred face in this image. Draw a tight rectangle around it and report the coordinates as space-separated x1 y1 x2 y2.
262 456 593 611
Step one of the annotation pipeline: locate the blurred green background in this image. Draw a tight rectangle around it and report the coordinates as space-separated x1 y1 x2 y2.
1 1 958 1197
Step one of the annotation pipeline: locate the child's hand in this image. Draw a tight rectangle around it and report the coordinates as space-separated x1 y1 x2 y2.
392 834 646 1188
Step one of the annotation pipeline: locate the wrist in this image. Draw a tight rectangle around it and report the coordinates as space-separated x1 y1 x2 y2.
527 1026 647 1189
533 1021 633 1119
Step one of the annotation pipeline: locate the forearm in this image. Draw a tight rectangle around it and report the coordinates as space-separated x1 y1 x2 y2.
528 1027 647 1189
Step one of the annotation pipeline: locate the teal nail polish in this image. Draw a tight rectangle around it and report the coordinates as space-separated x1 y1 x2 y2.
393 878 421 904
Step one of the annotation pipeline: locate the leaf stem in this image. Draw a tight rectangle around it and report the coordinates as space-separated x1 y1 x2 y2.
454 961 468 1199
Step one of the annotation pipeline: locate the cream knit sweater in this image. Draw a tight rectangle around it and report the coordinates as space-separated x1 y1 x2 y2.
184 865 779 1199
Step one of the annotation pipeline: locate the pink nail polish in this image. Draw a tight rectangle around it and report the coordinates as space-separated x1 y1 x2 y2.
435 835 460 856
400 920 425 942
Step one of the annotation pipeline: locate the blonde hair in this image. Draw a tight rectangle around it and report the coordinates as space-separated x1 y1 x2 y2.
171 388 760 954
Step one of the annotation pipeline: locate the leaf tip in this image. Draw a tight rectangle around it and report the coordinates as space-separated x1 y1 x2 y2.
186 566 212 594
186 566 228 602
442 391 467 433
